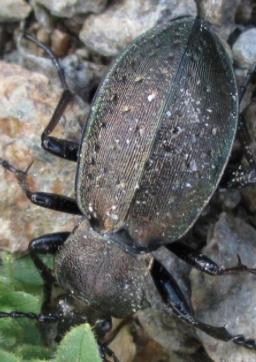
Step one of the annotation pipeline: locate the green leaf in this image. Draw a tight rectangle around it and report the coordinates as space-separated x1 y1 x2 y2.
0 349 22 362
54 324 102 362
27 360 50 362
0 276 14 295
0 291 40 312
2 254 53 288
16 345 53 360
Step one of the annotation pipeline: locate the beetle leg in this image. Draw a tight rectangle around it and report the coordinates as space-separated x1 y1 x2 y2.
24 34 80 161
151 258 256 350
166 242 256 276
29 232 70 285
0 157 82 214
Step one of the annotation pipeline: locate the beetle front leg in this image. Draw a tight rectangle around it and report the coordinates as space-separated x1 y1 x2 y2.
0 231 66 323
99 344 120 362
0 157 82 214
166 241 256 276
151 259 256 350
29 232 70 312
29 232 70 285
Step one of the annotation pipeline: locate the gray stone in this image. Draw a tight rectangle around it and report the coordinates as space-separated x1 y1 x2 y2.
33 0 107 18
190 213 256 362
79 0 197 57
233 29 256 67
196 0 240 39
0 0 31 22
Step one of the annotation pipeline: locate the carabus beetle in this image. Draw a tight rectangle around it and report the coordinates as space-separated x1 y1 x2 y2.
1 16 256 360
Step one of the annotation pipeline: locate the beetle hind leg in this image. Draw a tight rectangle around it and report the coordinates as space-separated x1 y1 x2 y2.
166 241 256 276
151 258 256 351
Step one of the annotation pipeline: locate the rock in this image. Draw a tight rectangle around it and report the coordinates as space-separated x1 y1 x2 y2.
217 189 241 211
0 0 31 22
33 0 107 18
235 0 255 24
196 0 240 39
109 323 137 362
233 28 256 67
60 54 107 99
190 213 256 362
79 0 197 57
50 29 71 58
0 61 88 252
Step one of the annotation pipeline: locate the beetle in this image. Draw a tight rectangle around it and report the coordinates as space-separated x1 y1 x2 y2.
1 15 256 360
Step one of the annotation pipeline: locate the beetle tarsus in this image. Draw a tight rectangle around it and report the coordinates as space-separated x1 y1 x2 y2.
0 156 82 214
216 254 256 275
233 335 256 350
24 33 69 90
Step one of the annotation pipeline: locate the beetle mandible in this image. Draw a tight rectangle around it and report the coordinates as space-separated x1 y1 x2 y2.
1 16 256 359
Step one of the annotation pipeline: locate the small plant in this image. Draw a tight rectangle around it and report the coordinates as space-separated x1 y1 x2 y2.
0 253 102 362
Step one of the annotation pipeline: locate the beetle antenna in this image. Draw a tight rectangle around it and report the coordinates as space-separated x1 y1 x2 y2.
0 311 58 323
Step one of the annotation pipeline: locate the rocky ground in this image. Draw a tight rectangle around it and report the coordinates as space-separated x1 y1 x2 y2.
0 0 256 362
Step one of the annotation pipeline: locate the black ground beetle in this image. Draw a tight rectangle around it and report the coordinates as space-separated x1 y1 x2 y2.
1 16 256 360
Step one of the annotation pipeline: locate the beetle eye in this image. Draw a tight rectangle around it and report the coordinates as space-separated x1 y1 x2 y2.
100 318 112 334
94 318 112 337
